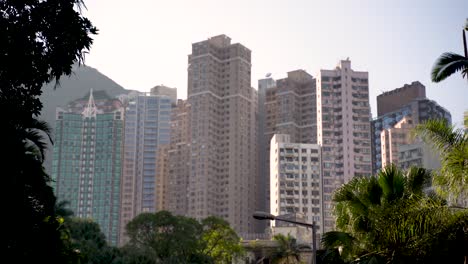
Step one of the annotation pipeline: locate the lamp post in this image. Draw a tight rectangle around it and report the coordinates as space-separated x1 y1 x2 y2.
252 211 317 264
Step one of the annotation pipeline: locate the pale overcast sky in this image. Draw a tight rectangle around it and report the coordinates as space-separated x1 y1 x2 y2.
83 0 467 126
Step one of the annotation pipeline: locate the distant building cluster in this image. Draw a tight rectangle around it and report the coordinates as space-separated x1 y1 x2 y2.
51 35 451 247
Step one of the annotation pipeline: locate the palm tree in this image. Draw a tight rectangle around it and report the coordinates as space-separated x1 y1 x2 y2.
413 119 468 201
431 19 468 82
322 165 468 264
3 117 73 263
270 234 303 264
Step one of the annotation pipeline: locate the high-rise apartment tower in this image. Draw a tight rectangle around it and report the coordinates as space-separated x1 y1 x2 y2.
186 35 258 234
119 87 176 245
52 90 123 245
316 59 372 231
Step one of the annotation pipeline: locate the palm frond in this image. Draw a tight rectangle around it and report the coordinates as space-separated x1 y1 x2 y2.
377 165 405 203
22 119 53 162
29 119 53 145
405 167 431 196
412 119 464 153
321 231 355 249
433 52 468 80
431 52 468 82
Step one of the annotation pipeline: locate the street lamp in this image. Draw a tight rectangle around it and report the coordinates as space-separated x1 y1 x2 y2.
252 211 317 264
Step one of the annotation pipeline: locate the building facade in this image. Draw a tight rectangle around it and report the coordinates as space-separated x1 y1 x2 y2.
186 35 259 234
398 141 441 171
371 83 451 174
258 70 317 221
257 76 276 221
52 90 123 245
167 99 191 216
380 116 414 168
119 87 176 245
376 81 426 116
316 59 372 231
270 134 323 240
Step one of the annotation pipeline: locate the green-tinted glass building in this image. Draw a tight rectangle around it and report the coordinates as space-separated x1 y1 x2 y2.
52 90 123 245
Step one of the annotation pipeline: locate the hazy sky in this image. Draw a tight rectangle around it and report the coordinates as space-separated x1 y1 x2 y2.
83 0 467 126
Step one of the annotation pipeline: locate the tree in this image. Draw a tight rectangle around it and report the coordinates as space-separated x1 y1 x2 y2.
2 119 74 263
1 0 97 262
270 234 303 264
67 219 108 263
413 119 468 201
322 165 468 264
200 216 244 264
431 19 468 82
125 211 203 263
125 211 244 263
0 0 98 123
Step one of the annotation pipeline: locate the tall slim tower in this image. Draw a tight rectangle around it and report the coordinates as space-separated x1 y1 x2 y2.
52 90 124 245
119 87 176 245
187 35 258 234
316 59 372 231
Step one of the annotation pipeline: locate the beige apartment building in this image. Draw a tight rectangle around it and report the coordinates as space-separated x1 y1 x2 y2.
269 134 323 243
316 59 372 230
167 99 191 216
264 70 317 143
258 70 317 219
186 35 259 234
380 116 414 167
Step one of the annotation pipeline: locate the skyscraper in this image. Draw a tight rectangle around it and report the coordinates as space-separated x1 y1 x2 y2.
119 87 176 245
186 35 258 234
52 89 123 245
316 59 372 231
258 70 317 218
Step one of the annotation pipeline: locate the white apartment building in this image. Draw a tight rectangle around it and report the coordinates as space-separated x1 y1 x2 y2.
270 134 323 237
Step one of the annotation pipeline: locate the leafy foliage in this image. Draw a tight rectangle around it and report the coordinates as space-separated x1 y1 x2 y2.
200 216 245 263
1 0 97 262
322 165 468 264
413 119 468 200
0 0 97 122
270 234 303 264
125 211 243 263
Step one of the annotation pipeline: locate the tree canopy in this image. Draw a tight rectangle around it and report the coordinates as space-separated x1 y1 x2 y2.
125 211 244 263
